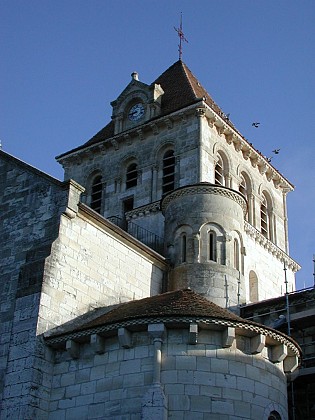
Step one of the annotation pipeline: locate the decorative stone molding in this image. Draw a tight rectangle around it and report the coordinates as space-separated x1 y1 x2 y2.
244 221 300 272
111 139 119 150
45 315 300 359
161 184 247 216
125 201 161 220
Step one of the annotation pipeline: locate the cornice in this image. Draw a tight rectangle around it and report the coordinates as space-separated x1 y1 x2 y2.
125 201 161 220
56 102 202 167
244 221 300 272
203 104 294 192
44 315 300 358
161 184 247 215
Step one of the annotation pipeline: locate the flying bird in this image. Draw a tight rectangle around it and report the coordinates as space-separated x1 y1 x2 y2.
252 122 260 128
272 149 280 154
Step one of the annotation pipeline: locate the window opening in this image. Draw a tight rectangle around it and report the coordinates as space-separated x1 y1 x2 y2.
261 196 269 238
239 176 247 198
181 234 187 263
268 411 281 420
126 163 138 189
162 150 175 195
91 175 102 213
209 231 217 262
122 197 134 230
234 238 240 270
215 156 224 186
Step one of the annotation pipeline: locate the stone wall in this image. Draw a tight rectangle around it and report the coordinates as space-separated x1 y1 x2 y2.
0 151 70 413
46 323 291 419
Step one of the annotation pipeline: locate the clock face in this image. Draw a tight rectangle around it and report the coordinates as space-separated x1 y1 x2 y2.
128 103 145 121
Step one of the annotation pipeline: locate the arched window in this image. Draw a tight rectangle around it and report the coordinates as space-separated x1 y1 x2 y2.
209 231 217 262
126 163 138 189
249 270 259 302
239 175 247 199
162 150 175 195
239 173 251 222
90 175 103 213
268 411 281 420
215 155 224 186
234 238 240 270
181 234 187 263
260 195 269 238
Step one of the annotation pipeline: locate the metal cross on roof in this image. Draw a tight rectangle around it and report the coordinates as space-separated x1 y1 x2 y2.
174 13 188 61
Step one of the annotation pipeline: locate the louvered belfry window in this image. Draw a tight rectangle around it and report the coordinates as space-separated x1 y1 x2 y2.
91 175 102 213
215 156 224 186
260 196 269 238
126 163 138 189
162 150 175 195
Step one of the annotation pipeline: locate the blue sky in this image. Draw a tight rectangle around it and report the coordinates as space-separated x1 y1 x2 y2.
1 0 314 289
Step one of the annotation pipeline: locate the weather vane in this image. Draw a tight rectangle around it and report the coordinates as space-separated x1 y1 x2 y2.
174 12 188 61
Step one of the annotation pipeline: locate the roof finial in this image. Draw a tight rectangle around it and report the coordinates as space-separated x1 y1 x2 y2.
174 12 188 61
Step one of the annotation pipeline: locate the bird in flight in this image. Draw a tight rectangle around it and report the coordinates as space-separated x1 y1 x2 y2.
252 122 260 128
272 149 280 154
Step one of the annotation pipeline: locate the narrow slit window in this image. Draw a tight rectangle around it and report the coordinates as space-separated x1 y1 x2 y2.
261 197 269 238
234 238 240 270
162 150 175 196
181 234 187 263
209 231 217 262
91 175 102 213
126 163 138 189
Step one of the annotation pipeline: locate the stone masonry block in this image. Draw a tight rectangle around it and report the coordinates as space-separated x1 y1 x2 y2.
250 334 265 354
270 344 287 363
283 355 299 373
66 340 80 359
222 327 235 348
118 327 132 348
90 334 105 354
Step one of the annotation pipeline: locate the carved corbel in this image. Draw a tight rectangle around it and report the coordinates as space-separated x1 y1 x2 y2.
137 129 144 141
258 162 267 175
111 139 119 150
250 156 259 168
150 123 159 135
266 169 274 181
196 108 206 118
208 116 216 127
216 125 225 136
242 148 251 160
66 339 80 359
180 112 187 123
124 133 132 145
164 118 173 129
233 139 243 152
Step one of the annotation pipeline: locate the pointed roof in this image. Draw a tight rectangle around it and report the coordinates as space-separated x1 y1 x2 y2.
56 61 226 158
153 60 223 117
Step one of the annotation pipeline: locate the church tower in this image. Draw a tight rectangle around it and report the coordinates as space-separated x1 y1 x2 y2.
0 60 302 419
57 60 299 309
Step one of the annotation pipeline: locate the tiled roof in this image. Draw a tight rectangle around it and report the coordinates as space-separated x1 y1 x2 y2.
45 289 301 356
82 289 243 328
152 60 223 117
53 289 244 338
56 60 226 157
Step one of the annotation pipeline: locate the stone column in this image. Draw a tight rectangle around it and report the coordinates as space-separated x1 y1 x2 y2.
142 323 167 420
